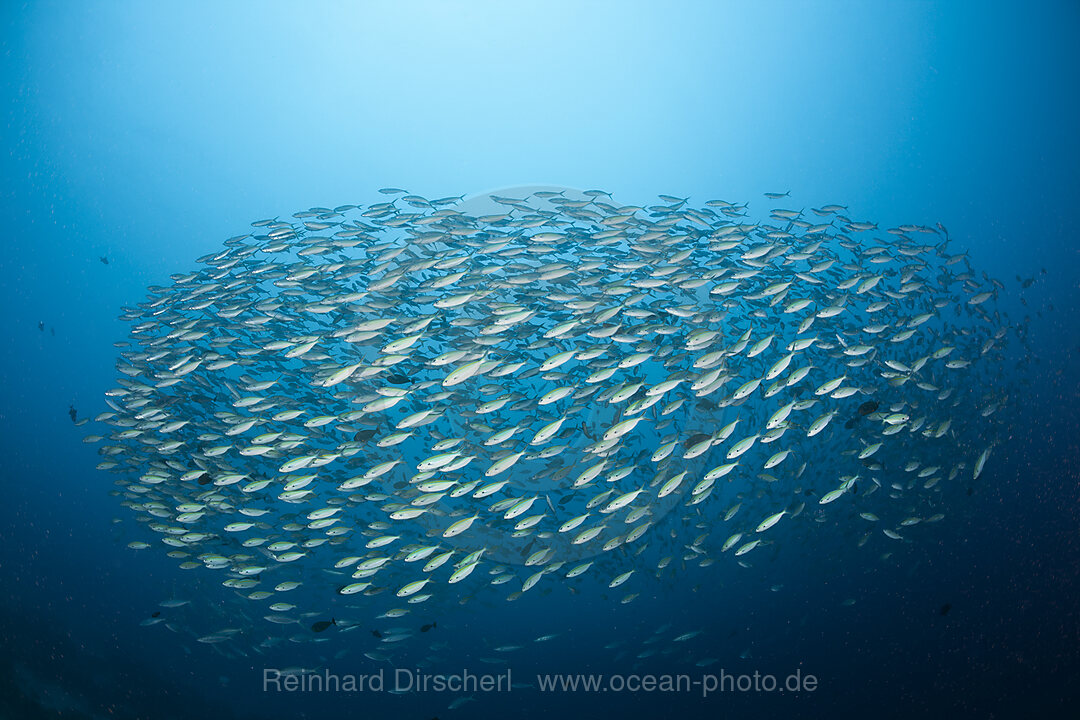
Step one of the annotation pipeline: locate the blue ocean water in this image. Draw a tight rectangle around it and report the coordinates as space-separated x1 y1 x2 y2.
1 2 1077 719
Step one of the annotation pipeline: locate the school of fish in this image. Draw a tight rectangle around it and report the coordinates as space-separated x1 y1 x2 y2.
86 187 1012 657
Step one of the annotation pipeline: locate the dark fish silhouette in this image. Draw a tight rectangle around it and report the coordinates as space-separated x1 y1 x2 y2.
857 400 879 416
38 321 44 332
385 373 411 385
420 622 437 632
100 255 109 265
939 603 952 616
353 429 377 442
371 629 383 639
68 405 77 423
846 400 880 429
580 421 594 441
311 618 336 633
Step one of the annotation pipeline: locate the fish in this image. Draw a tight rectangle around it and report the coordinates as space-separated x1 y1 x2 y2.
89 186 1014 657
857 400 879 416
755 511 785 533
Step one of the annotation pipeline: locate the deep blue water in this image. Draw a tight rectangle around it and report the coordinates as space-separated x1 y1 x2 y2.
1 2 1078 719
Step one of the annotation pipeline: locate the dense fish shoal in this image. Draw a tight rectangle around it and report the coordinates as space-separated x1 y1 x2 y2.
88 186 1013 658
